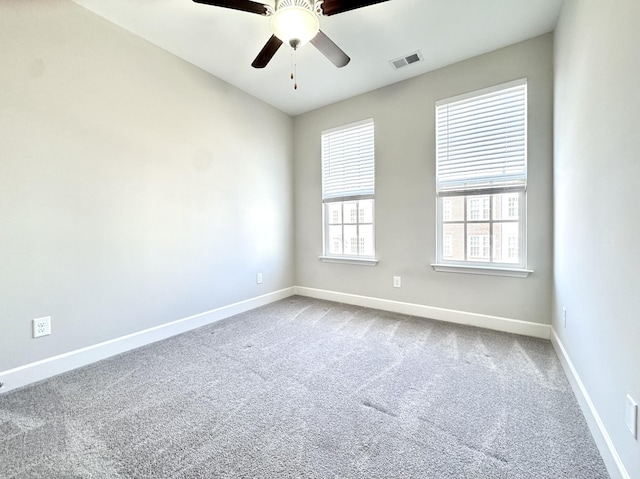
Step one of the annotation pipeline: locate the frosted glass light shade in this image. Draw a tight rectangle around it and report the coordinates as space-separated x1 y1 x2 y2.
270 6 319 48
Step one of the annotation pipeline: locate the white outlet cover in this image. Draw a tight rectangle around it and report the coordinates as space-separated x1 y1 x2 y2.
393 276 401 288
33 316 51 338
626 394 638 439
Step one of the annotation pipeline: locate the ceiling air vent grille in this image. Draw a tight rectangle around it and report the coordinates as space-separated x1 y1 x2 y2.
390 51 423 70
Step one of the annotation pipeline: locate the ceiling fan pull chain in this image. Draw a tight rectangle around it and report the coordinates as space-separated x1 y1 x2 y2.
290 48 294 80
290 47 298 90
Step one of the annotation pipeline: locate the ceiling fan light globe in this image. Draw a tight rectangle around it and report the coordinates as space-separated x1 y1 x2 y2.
270 6 319 48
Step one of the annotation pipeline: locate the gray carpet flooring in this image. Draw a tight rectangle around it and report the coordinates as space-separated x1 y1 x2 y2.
0 296 609 478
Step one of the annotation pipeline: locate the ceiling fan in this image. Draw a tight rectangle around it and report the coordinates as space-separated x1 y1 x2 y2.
192 0 391 69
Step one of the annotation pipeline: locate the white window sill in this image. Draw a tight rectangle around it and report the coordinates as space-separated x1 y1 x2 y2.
431 263 533 278
319 256 379 266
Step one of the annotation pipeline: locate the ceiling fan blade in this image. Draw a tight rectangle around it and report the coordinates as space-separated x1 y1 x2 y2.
192 0 271 16
319 0 390 16
251 35 283 68
310 30 350 68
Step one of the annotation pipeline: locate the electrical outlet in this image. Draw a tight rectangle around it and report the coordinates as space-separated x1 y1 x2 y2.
562 307 567 328
393 276 401 288
626 394 638 439
256 273 263 284
33 316 51 338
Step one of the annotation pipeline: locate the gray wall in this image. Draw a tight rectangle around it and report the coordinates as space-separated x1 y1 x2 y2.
0 0 294 371
554 0 640 476
294 34 554 325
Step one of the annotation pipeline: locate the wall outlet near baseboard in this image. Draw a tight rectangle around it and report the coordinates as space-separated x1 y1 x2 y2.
626 394 638 439
256 273 263 284
33 316 51 338
562 307 567 328
393 276 401 288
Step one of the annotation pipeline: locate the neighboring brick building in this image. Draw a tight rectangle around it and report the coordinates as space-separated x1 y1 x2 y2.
442 193 520 264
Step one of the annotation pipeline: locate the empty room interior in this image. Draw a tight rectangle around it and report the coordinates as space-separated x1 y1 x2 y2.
1 0 638 478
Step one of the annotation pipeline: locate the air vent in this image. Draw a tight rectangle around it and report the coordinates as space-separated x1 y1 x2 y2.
390 51 424 70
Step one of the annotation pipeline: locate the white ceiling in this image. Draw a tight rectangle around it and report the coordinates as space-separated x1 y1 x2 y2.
71 0 563 116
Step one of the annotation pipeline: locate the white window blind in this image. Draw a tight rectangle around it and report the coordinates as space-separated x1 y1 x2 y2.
322 118 375 201
436 79 527 192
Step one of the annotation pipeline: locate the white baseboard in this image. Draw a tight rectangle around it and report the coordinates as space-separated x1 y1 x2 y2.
551 328 629 479
294 286 551 339
0 287 296 395
0 286 550 395
2 286 624 477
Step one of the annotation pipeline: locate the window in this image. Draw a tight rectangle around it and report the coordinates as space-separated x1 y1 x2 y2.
507 235 518 259
443 199 452 221
322 119 375 260
468 197 489 220
468 235 490 259
435 79 527 271
350 237 358 254
443 234 452 257
506 195 518 218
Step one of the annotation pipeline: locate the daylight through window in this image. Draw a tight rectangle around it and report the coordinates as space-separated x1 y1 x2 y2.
321 119 375 259
435 79 527 269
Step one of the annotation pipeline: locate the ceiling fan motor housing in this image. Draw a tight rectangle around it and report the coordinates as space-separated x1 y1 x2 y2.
274 0 316 11
271 0 320 48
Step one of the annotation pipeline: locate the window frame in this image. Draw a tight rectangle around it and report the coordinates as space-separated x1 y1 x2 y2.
432 79 532 277
319 118 377 265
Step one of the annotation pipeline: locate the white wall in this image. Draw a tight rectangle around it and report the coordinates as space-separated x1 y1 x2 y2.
294 34 554 326
0 0 294 372
553 0 640 477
